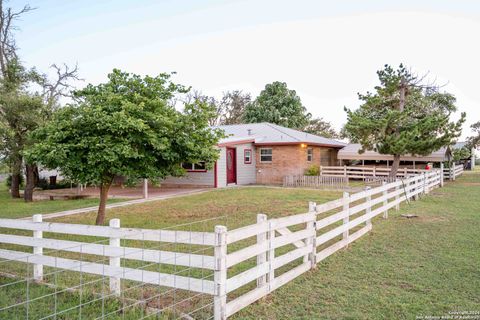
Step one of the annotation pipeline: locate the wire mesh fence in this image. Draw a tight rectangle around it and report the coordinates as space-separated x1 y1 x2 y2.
0 215 232 320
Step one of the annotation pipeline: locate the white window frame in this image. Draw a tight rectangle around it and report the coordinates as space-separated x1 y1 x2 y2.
244 149 252 164
260 148 273 163
182 162 207 172
307 148 313 162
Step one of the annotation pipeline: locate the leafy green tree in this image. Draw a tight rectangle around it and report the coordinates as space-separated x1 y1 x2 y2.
0 1 35 198
0 1 79 201
467 121 480 149
304 117 338 138
0 59 45 199
452 147 471 162
27 70 223 225
188 90 251 126
243 81 311 129
343 64 465 177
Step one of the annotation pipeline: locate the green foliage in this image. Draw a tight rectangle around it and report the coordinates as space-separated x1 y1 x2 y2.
453 147 471 162
5 174 24 188
343 64 465 157
35 177 76 190
467 120 480 149
26 69 224 185
304 118 338 138
0 60 45 161
243 81 311 129
304 165 320 176
197 90 251 126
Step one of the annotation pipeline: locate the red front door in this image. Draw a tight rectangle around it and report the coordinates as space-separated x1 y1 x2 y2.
226 148 237 184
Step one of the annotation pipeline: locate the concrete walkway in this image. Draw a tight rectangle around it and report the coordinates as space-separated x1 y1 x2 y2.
20 188 210 220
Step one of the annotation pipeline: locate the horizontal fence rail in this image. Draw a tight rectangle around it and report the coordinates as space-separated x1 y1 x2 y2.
0 217 219 319
443 164 464 181
319 165 428 179
283 175 348 189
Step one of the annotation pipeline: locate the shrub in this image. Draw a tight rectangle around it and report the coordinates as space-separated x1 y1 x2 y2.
305 165 320 176
5 174 24 188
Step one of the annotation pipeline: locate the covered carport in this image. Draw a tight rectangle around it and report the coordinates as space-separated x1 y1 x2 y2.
337 144 451 168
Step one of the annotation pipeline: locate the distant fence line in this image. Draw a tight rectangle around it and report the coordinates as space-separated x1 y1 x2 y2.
283 175 348 189
443 164 464 181
319 165 428 179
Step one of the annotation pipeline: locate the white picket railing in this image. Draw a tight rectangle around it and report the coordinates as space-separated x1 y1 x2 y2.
283 175 348 189
0 170 447 319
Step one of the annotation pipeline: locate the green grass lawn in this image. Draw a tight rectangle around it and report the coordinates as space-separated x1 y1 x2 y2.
51 186 342 229
1 172 478 319
0 184 126 219
233 170 480 319
0 187 341 319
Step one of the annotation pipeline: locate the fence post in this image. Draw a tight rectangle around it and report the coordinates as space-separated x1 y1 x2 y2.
214 225 228 320
143 179 148 199
344 165 347 177
33 214 43 282
342 192 350 245
267 220 275 291
413 175 420 201
440 163 444 187
382 181 388 219
404 167 408 178
109 218 121 296
256 214 268 288
365 187 372 228
320 165 323 176
306 202 317 268
373 166 376 177
451 165 455 181
395 180 400 210
423 172 427 195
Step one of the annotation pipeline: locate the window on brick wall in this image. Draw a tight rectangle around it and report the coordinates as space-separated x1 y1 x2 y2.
260 148 272 162
307 148 313 162
320 149 331 166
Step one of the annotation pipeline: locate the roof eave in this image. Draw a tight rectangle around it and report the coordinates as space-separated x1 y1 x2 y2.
253 141 345 148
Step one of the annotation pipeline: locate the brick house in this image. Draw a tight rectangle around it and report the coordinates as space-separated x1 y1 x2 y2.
162 123 345 187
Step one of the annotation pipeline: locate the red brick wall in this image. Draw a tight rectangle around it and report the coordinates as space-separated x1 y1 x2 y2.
255 145 339 184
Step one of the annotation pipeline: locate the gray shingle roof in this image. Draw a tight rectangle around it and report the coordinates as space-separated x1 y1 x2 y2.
214 123 346 148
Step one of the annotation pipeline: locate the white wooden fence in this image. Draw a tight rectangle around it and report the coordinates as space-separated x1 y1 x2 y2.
216 169 443 319
0 170 446 319
319 165 429 179
283 175 348 189
0 215 216 295
443 164 464 181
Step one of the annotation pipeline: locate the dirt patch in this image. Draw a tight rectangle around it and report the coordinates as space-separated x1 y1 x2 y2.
457 182 480 186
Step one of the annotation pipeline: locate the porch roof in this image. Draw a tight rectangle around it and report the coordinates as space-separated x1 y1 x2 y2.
337 144 451 162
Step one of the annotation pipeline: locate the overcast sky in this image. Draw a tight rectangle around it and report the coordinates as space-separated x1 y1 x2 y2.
12 0 480 139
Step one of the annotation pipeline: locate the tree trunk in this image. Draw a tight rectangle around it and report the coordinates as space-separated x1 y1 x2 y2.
24 163 36 202
389 154 401 178
10 157 22 198
95 180 112 225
